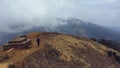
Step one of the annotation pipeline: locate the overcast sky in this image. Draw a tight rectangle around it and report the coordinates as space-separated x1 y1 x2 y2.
0 0 120 32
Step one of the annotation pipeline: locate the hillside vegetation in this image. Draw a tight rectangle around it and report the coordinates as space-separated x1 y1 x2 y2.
19 32 120 68
0 32 120 68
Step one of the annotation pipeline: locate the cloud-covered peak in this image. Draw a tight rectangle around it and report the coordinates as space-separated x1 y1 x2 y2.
0 0 120 32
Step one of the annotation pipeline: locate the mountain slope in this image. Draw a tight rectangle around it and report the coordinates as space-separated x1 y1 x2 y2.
12 32 120 68
109 27 120 33
1 18 120 45
54 18 120 42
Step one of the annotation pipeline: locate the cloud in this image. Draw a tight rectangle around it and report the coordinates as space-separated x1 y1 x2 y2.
83 0 118 3
0 0 120 32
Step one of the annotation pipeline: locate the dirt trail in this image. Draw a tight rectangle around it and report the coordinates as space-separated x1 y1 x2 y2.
0 32 53 64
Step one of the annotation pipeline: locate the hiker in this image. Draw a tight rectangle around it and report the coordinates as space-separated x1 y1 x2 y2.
36 38 40 47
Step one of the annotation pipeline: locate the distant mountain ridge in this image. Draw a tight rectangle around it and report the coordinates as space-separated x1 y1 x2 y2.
56 18 120 40
0 18 120 45
109 27 120 33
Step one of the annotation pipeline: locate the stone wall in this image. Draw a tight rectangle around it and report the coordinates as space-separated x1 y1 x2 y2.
3 39 31 51
6 48 15 57
0 52 8 62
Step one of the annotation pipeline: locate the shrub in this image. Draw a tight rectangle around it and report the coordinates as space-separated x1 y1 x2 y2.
8 63 15 68
107 51 113 57
113 52 116 56
115 55 120 63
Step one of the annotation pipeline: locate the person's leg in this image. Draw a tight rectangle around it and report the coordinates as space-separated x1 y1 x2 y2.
38 42 39 46
37 42 40 47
